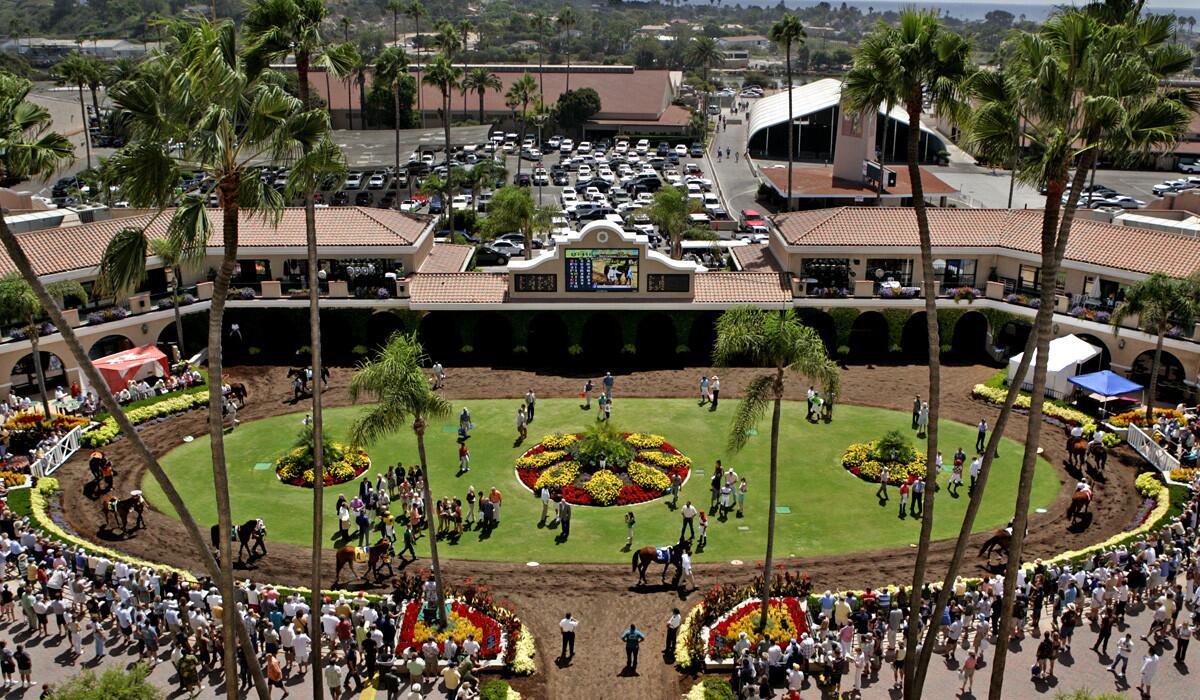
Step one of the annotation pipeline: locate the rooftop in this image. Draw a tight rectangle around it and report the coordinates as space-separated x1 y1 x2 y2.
409 272 508 304
760 164 957 199
693 272 792 304
418 243 474 273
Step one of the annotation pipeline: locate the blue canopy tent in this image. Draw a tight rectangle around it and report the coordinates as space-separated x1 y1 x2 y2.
1068 370 1144 417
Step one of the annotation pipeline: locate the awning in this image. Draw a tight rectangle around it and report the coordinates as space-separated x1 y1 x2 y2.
92 344 169 393
1069 370 1143 399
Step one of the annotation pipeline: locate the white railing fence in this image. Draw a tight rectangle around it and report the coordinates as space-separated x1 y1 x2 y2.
1126 423 1180 473
30 423 86 479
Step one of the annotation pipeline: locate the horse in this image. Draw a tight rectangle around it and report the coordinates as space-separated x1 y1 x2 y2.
632 539 691 586
1088 442 1107 473
100 492 145 534
1065 436 1089 469
228 382 249 408
333 539 393 586
1067 489 1092 525
978 528 1011 563
210 519 267 563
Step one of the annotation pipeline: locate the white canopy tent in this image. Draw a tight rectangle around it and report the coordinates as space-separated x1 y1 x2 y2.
1007 334 1101 399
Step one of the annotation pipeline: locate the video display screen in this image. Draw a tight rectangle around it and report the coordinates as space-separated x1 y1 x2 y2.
565 248 639 291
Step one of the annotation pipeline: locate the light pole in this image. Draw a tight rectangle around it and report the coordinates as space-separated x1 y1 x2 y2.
532 111 549 206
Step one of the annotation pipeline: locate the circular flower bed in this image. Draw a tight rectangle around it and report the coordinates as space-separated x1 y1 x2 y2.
397 598 507 661
704 597 810 660
515 430 691 506
841 431 928 485
275 441 370 488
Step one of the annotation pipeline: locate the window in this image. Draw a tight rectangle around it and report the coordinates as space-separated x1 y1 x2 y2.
800 258 851 293
865 258 914 288
647 274 690 292
1018 265 1040 294
514 274 557 292
932 258 977 290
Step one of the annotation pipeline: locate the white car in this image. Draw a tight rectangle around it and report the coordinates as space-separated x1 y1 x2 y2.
585 186 602 199
451 195 470 211
547 136 562 149
399 199 424 212
615 141 629 154
420 153 435 166
702 193 721 211
687 176 714 191
577 141 592 154
1179 161 1200 174
344 173 364 189
560 188 579 206
559 139 574 154
674 144 688 156
635 192 655 205
367 174 386 190
577 164 593 179
635 139 650 154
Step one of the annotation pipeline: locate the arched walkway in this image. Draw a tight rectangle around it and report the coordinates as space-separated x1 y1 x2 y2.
951 311 990 363
636 313 677 367
581 312 623 363
366 310 410 352
472 314 513 366
1130 349 1187 404
1074 333 1112 371
687 312 720 364
527 312 568 364
156 323 182 363
797 309 837 355
417 312 462 365
996 320 1033 357
88 334 134 360
900 312 928 361
848 311 889 362
9 350 67 396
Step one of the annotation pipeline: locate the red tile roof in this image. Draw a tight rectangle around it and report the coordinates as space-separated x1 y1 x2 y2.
761 165 957 198
418 243 474 273
730 244 783 272
775 207 1200 278
591 104 693 127
408 272 508 304
693 272 792 304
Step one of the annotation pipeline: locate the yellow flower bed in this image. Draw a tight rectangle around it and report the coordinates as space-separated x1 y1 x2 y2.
511 622 537 675
626 433 666 449
1135 473 1164 498
540 433 578 450
534 461 580 490
1168 468 1198 483
720 600 802 648
515 450 568 470
1108 408 1184 428
842 441 927 485
0 471 28 487
584 469 623 505
972 384 1097 430
413 615 484 649
637 450 692 470
628 461 672 491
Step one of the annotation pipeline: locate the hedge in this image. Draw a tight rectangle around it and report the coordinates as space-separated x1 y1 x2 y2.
82 391 210 447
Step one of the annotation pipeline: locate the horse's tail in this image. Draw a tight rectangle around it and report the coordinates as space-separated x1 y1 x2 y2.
632 551 639 572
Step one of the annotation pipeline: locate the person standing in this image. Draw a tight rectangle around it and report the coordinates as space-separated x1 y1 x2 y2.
559 500 572 539
583 379 593 409
603 371 614 399
699 376 710 406
710 375 720 409
621 624 645 671
976 419 988 453
1109 633 1133 677
912 395 922 430
916 401 930 436
399 525 417 562
876 465 890 503
680 551 695 591
1137 647 1159 696
898 480 909 519
459 441 470 474
559 613 578 661
736 478 748 517
1176 618 1193 662
624 511 635 549
431 361 445 389
969 456 982 496
665 609 682 656
524 389 536 423
670 472 682 509
709 462 724 510
516 405 527 442
540 486 551 522
680 502 697 540
960 650 977 694
911 476 924 518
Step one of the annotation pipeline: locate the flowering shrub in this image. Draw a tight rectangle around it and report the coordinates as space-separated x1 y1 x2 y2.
1108 408 1184 428
636 450 692 470
971 384 1097 429
1168 468 1198 483
951 286 981 302
540 433 578 450
628 461 672 491
625 433 665 449
811 287 849 298
0 471 28 487
402 600 504 658
879 286 919 299
706 598 809 659
616 483 662 505
583 469 623 505
514 450 568 470
82 391 210 447
1135 472 1163 499
533 461 580 490
276 441 370 488
375 287 391 300
842 440 928 485
4 414 89 432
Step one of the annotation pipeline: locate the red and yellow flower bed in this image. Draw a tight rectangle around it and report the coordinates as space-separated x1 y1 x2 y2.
515 432 690 506
396 598 505 660
275 442 370 488
704 597 810 659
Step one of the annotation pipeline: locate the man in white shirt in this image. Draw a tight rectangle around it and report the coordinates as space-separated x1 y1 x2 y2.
559 612 578 660
679 502 697 540
462 634 480 659
292 630 312 674
969 456 983 495
665 608 682 656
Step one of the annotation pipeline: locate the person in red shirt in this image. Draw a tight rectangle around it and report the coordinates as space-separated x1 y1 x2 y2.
336 616 353 654
898 480 910 519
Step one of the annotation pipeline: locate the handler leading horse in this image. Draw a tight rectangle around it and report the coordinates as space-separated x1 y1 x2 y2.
334 539 393 586
100 491 145 534
210 519 267 564
632 539 691 586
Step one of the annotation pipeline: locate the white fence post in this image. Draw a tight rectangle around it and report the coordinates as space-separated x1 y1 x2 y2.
29 423 85 479
1125 424 1180 473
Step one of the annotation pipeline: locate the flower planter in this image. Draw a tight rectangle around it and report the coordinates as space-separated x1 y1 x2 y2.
196 282 213 300
59 308 79 328
327 280 349 298
853 279 875 298
260 280 281 299
985 280 1005 300
514 432 691 506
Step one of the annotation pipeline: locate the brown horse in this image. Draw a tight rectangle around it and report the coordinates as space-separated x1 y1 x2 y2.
632 539 691 586
228 382 248 408
1068 489 1092 524
101 492 145 534
1066 436 1089 469
1088 442 1107 473
978 529 1011 563
334 539 393 586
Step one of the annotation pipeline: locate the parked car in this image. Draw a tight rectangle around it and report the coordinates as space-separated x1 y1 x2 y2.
515 173 532 187
690 143 705 157
451 195 470 211
474 244 512 266
332 191 350 206
399 199 424 212
367 174 386 189
355 192 373 206
1180 160 1200 174
344 172 364 189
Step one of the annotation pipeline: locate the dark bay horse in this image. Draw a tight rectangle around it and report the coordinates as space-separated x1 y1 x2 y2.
1066 436 1089 469
1067 489 1093 525
334 539 393 586
978 529 1011 563
100 492 145 534
632 539 691 586
228 382 248 408
1088 442 1107 473
210 519 267 563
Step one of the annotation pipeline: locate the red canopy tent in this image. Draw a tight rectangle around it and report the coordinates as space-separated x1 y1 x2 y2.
92 344 170 393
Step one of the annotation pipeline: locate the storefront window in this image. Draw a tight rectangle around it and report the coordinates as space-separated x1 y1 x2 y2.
865 258 913 289
1018 265 1040 294
932 258 977 291
800 258 851 294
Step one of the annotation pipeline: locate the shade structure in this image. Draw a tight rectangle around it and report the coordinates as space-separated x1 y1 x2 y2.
1068 370 1143 399
1007 334 1101 399
93 344 169 393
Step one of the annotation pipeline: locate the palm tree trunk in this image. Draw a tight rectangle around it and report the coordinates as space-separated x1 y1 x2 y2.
297 53 328 700
393 9 399 44
877 105 889 201
0 216 268 700
325 71 334 126
359 78 368 130
210 188 243 700
416 18 424 128
89 86 100 118
394 87 403 209
443 92 452 173
347 79 354 130
30 331 52 419
538 46 544 96
516 107 528 178
1147 332 1164 425
478 91 485 124
76 85 91 171
172 266 186 356
901 97 942 700
565 50 571 92
757 376 783 631
415 420 447 626
784 43 793 212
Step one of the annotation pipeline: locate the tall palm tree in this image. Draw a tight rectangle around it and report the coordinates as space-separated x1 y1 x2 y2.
434 21 463 59
685 36 724 87
53 52 97 170
842 12 973 698
387 0 405 44
423 55 463 170
643 184 698 260
343 45 364 129
712 307 838 632
375 47 413 182
457 19 473 60
530 12 551 95
1113 274 1199 424
0 69 273 700
487 184 556 259
556 6 577 91
462 67 501 124
405 0 428 126
767 15 805 211
0 275 85 418
504 73 538 178
348 332 451 625
106 20 326 698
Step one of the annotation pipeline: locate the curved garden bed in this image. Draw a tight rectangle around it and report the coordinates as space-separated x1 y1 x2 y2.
840 430 928 485
275 440 370 488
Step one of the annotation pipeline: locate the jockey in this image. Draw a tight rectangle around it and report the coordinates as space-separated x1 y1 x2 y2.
1075 480 1093 499
1070 424 1083 438
1091 427 1106 445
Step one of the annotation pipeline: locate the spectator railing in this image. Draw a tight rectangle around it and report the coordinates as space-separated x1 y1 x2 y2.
1126 423 1180 473
30 423 86 479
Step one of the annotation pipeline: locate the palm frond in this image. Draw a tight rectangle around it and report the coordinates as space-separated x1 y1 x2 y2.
728 374 773 453
96 228 151 297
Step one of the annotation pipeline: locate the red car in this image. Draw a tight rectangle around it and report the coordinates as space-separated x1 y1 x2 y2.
741 208 765 228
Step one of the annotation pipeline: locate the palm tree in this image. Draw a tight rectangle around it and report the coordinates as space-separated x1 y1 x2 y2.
0 69 272 700
462 67 501 124
106 20 326 697
487 185 556 259
53 51 97 170
712 307 838 632
1113 274 1199 425
767 15 805 212
387 0 405 44
423 55 463 171
530 12 551 95
686 36 724 87
504 73 538 178
97 232 199 361
343 45 364 129
348 332 451 625
434 21 463 58
556 6 577 91
375 47 413 182
642 184 698 260
457 19 473 60
0 275 85 418
405 0 428 126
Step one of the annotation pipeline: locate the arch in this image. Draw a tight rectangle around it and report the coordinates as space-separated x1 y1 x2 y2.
472 313 514 366
88 334 134 360
636 312 677 367
367 310 410 353
995 320 1033 358
951 311 990 362
580 312 623 362
797 309 837 355
417 312 462 365
848 311 889 361
1073 333 1112 371
156 322 182 363
687 312 720 364
900 312 929 361
527 312 568 364
1130 349 1187 404
9 350 68 396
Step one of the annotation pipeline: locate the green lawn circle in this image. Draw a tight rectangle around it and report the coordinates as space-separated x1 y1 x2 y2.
142 399 1061 564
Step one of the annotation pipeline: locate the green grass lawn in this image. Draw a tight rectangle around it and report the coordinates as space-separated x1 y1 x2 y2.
142 400 1061 564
